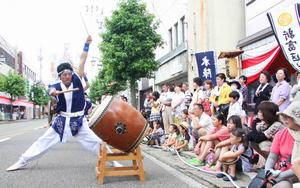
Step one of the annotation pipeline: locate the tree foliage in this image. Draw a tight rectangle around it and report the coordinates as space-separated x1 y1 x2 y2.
29 84 50 106
0 74 6 91
4 71 26 101
89 67 127 102
96 0 163 105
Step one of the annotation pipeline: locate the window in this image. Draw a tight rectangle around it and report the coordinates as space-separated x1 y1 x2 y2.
169 28 173 51
174 22 178 47
180 16 185 43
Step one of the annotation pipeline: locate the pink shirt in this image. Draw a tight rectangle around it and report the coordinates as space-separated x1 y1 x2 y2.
271 128 294 171
209 126 230 141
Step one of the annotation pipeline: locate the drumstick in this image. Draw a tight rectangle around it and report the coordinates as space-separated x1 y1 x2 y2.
56 88 80 95
80 12 90 35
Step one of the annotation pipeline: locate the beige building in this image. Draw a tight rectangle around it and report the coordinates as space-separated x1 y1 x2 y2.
137 0 245 109
237 0 299 103
187 0 245 85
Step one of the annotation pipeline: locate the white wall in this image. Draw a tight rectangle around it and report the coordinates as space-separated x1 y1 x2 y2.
187 0 245 81
245 0 298 36
146 0 188 60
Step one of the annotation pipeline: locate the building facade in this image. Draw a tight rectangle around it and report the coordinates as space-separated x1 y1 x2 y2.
187 0 245 84
237 0 299 104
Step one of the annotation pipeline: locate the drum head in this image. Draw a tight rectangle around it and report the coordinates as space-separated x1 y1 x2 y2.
88 96 113 129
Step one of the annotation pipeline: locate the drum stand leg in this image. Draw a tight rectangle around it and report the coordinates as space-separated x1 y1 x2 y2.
95 142 145 184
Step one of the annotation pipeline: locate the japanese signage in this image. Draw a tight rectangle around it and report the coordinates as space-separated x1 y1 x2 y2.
195 51 217 85
267 4 300 72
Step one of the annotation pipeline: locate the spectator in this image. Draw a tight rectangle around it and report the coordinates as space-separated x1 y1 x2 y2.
203 79 214 116
253 71 273 114
171 84 185 124
228 80 243 106
181 109 189 123
239 75 248 110
271 68 291 112
143 92 152 119
264 101 300 187
159 83 173 134
149 91 161 129
170 122 190 154
203 80 213 99
290 72 300 102
210 73 231 118
182 82 192 110
217 128 253 181
188 77 205 113
162 124 180 149
247 101 284 159
209 115 244 172
227 91 242 120
188 113 229 166
190 104 214 148
146 120 165 146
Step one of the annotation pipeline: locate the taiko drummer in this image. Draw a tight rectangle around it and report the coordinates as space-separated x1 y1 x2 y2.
6 36 121 172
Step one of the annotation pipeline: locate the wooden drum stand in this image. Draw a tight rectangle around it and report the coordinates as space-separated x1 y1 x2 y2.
95 142 145 184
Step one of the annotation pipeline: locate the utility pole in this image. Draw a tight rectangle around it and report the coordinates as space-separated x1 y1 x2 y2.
38 48 43 81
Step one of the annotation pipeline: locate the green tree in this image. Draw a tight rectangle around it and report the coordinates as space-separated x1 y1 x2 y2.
29 84 50 119
29 84 50 106
89 67 127 102
100 0 163 107
4 71 26 119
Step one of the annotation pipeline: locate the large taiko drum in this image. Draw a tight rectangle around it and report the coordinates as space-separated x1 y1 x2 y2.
89 96 147 153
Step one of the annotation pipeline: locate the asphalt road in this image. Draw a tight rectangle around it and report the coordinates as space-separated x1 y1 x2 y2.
0 120 205 188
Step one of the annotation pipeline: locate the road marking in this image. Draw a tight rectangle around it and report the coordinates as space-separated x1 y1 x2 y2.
0 137 11 143
143 152 207 188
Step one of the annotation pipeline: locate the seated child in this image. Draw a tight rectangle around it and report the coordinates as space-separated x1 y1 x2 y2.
189 113 229 166
217 128 253 181
170 122 190 154
162 124 180 149
146 120 165 146
204 115 244 171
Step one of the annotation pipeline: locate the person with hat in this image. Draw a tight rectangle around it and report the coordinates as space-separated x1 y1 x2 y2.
170 122 190 154
264 101 300 187
6 36 121 172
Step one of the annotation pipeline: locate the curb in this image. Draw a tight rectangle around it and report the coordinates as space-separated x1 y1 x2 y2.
141 144 251 188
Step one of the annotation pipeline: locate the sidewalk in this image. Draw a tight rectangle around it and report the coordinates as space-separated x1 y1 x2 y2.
0 118 44 125
141 144 254 188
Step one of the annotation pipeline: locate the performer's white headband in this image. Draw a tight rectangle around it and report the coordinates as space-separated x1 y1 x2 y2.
58 69 73 77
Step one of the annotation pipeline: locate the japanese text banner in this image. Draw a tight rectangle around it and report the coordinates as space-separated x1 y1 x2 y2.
195 51 217 85
267 4 300 72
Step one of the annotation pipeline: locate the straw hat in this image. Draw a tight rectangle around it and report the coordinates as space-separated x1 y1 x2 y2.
179 122 190 130
278 101 300 126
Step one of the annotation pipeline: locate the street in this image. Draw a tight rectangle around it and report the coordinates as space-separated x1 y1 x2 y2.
0 120 204 188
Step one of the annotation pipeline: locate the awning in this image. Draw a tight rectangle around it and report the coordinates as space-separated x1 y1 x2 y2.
12 100 34 108
0 96 11 105
241 41 296 84
218 50 244 59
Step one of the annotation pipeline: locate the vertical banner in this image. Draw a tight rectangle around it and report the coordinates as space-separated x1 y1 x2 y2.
195 51 217 85
267 4 300 72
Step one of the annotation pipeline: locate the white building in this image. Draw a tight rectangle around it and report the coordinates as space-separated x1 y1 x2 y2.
136 0 189 109
237 0 299 103
187 0 245 83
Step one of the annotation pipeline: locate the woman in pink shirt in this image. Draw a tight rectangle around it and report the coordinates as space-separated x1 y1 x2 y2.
188 113 230 166
264 101 300 188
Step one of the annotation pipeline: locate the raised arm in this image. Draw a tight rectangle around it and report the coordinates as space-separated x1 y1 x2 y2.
78 35 92 77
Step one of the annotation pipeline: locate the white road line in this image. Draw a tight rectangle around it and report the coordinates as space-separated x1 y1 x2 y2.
0 137 11 143
143 152 208 188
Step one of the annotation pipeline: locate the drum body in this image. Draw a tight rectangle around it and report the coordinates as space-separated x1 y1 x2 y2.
89 96 147 152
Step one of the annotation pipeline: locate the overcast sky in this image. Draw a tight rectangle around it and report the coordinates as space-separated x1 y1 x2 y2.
0 0 117 84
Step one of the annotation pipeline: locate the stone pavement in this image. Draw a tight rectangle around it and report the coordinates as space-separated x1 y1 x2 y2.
141 144 256 188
